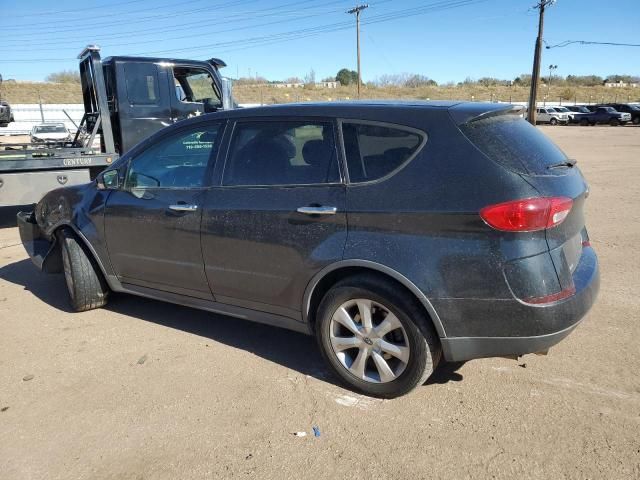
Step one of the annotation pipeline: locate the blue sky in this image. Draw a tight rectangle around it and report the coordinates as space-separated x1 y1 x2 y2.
0 0 638 82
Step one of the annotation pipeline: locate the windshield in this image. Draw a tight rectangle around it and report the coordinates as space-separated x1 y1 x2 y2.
34 125 67 133
555 107 569 112
602 107 615 113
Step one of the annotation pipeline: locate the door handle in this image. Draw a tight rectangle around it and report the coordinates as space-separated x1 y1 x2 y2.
169 204 198 212
296 206 337 215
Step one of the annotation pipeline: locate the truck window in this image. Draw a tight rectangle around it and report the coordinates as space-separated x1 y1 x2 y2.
124 63 159 106
173 67 221 109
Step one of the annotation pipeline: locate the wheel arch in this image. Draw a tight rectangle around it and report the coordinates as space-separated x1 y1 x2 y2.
48 222 119 290
303 260 446 338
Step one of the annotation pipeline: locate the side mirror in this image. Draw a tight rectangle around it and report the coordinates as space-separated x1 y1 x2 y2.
97 169 120 190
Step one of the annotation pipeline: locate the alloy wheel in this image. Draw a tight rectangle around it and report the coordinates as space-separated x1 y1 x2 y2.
328 298 410 383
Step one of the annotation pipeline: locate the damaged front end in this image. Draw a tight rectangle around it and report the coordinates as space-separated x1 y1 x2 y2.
16 211 62 273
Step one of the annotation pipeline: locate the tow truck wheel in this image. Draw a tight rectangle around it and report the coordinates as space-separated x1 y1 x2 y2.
58 228 109 312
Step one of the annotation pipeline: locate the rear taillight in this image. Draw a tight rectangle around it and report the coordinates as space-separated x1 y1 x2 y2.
480 197 573 232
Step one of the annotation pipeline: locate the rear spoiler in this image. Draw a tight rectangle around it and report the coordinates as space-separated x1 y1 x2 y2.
449 103 525 125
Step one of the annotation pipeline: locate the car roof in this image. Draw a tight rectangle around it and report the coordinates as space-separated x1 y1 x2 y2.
190 101 521 126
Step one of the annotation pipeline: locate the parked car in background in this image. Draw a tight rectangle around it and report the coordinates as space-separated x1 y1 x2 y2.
17 101 599 398
579 106 631 126
29 123 73 146
559 105 591 124
601 103 640 125
551 106 576 123
0 100 14 127
536 107 569 125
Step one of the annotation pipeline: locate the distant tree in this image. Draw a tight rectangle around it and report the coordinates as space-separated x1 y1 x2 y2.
513 74 532 86
374 73 437 88
336 68 358 86
284 76 303 84
304 68 316 85
235 76 268 85
45 70 80 83
321 76 336 82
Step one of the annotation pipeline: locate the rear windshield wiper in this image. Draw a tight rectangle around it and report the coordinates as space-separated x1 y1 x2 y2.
547 159 577 170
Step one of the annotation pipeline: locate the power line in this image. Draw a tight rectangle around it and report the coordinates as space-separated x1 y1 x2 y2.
6 0 148 18
0 0 486 63
0 0 351 50
545 40 640 49
0 0 259 34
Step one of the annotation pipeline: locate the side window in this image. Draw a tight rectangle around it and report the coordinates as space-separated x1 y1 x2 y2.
126 123 223 189
173 67 221 110
223 121 340 186
342 122 424 183
124 63 159 106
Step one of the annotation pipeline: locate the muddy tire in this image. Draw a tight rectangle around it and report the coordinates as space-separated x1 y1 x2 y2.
315 274 441 398
58 228 109 312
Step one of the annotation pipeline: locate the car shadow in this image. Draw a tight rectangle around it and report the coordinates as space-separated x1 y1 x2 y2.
0 258 466 390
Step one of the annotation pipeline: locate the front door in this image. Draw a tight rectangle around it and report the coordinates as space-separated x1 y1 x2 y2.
201 119 347 318
105 121 225 299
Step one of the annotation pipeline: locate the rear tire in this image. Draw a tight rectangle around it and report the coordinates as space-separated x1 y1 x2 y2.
315 275 441 398
633 117 640 125
58 229 109 312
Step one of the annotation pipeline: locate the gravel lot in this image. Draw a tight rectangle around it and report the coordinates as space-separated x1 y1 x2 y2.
1 126 639 479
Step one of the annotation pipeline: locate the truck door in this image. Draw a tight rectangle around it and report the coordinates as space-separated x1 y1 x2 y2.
116 61 172 152
170 65 223 123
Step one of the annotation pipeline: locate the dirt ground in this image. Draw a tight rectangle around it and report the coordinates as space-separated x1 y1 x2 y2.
0 126 638 479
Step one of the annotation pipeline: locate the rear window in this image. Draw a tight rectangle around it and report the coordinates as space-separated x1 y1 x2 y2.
459 114 569 175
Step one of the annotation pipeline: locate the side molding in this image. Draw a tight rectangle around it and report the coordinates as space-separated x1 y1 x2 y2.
302 259 446 338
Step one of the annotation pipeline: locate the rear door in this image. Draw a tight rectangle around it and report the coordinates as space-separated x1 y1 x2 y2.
105 121 225 299
201 118 346 318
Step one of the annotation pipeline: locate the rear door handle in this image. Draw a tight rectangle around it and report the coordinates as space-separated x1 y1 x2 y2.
169 204 198 212
296 206 337 215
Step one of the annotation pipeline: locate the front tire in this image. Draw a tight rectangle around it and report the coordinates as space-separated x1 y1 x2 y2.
550 118 558 125
315 276 440 398
59 229 109 312
610 119 620 126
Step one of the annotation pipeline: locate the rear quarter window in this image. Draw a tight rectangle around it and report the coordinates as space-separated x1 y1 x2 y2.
459 115 569 175
342 122 425 183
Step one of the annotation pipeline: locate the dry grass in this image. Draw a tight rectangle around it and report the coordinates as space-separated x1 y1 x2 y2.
2 81 639 106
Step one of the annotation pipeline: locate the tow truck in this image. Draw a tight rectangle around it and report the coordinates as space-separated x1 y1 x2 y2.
0 45 233 207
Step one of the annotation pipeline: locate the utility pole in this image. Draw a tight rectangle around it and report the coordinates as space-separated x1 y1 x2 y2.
527 0 555 125
347 4 368 98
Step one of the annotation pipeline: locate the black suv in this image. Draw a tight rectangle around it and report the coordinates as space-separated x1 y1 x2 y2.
601 103 640 124
18 102 599 398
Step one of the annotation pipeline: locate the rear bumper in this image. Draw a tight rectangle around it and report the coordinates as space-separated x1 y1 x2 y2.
439 247 600 362
17 211 56 271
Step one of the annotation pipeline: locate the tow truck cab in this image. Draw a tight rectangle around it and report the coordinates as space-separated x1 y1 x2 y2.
80 45 231 154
